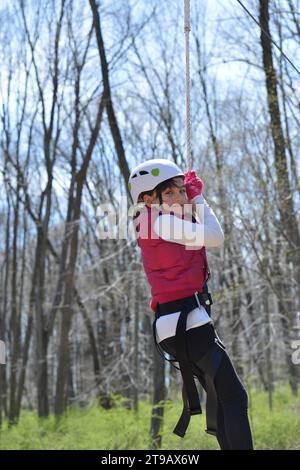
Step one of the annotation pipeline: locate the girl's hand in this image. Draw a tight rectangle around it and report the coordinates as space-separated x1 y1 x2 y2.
184 170 204 200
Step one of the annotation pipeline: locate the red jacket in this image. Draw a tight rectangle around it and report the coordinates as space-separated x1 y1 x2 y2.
135 205 210 313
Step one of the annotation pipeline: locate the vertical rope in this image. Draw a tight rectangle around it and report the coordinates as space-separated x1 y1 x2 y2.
184 0 192 170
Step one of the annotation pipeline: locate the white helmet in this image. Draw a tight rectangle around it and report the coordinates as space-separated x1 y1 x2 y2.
128 158 184 203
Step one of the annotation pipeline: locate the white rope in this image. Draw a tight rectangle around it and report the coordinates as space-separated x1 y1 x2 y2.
184 0 192 170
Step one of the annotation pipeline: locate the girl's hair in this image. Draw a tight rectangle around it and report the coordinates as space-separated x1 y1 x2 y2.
138 176 184 204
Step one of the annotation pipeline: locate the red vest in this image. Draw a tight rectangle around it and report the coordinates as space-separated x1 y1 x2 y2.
135 205 210 313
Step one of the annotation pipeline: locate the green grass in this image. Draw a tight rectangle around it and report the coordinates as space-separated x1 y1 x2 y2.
0 384 299 450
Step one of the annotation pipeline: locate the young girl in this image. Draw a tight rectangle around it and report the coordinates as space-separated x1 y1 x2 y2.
128 158 253 450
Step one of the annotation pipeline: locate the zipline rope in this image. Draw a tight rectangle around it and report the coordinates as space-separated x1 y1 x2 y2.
184 0 192 170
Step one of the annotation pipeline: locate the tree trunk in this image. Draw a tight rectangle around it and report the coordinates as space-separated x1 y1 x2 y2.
0 196 10 425
131 276 139 413
263 289 273 410
35 225 50 418
75 288 101 390
89 0 131 192
150 345 165 450
54 92 104 416
8 185 20 425
16 316 33 418
259 0 300 279
259 0 300 395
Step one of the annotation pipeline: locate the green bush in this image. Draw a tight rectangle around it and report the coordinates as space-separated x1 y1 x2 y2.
0 384 299 450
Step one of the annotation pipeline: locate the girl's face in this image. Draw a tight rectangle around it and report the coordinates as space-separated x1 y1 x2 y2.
143 177 189 207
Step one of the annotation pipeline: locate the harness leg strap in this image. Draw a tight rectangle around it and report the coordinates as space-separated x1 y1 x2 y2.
173 306 202 437
194 338 226 436
173 385 191 437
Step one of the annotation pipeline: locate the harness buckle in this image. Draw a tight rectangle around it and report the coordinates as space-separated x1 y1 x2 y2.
194 291 213 311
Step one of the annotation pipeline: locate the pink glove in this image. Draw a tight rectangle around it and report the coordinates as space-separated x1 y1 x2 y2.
184 170 204 200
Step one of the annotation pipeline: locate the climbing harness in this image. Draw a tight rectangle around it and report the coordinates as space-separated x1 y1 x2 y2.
153 285 226 438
